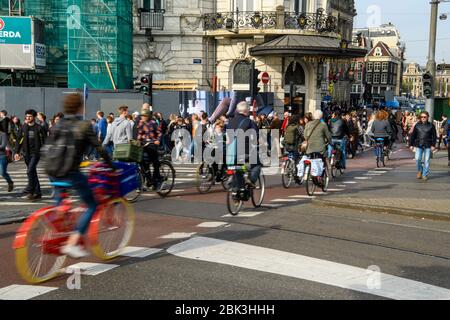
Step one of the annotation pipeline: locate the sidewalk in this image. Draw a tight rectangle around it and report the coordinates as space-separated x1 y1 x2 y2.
313 150 450 221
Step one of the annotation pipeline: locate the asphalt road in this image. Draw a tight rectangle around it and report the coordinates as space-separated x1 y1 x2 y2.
0 144 449 300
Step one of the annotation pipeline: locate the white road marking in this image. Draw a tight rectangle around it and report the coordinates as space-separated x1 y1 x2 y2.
0 285 58 300
354 177 372 180
364 173 382 176
336 185 347 188
222 211 264 218
326 189 345 192
263 204 284 208
120 246 162 258
0 202 43 206
369 171 386 174
65 263 119 276
271 198 303 202
197 222 228 228
343 181 358 184
289 195 315 199
159 232 197 239
175 178 196 181
170 189 185 193
167 237 450 300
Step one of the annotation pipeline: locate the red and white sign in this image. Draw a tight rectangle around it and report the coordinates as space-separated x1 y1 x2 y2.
0 19 5 31
259 72 270 84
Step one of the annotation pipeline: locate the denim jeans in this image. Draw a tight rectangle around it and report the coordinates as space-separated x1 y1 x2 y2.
53 171 98 235
415 147 431 177
327 138 347 168
0 155 13 184
24 155 41 195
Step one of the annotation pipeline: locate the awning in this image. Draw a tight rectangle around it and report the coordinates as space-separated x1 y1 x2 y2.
250 35 367 58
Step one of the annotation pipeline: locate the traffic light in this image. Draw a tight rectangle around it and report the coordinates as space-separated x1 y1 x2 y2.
140 74 152 95
250 62 261 101
422 71 433 99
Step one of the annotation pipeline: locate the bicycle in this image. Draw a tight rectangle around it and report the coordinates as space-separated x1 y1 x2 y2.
329 142 345 178
281 151 303 188
124 145 176 203
373 137 388 167
13 162 135 284
302 153 329 196
196 162 231 193
226 165 265 215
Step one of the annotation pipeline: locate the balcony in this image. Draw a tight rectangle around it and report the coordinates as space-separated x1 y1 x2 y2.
202 10 338 36
140 9 165 30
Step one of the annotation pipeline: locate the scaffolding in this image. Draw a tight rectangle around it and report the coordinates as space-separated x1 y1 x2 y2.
24 0 68 83
67 0 133 89
21 0 132 89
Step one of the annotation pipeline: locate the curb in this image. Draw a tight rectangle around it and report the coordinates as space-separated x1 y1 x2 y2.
312 198 450 222
0 216 27 226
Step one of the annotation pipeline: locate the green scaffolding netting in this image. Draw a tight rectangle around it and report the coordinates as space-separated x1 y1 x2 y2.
23 0 132 89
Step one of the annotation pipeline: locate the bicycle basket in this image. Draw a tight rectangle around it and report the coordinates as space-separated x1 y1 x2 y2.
112 161 139 197
88 163 120 201
113 142 143 162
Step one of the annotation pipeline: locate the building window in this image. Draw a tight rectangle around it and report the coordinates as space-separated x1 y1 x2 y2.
374 62 381 72
367 62 373 72
293 0 306 14
357 71 362 81
381 73 388 84
285 61 305 86
373 73 380 84
357 62 363 70
382 62 388 72
366 73 372 83
142 0 164 10
236 0 255 11
233 60 251 84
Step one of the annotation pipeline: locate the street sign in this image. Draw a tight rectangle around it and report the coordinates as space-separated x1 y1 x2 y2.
193 59 202 64
259 72 270 84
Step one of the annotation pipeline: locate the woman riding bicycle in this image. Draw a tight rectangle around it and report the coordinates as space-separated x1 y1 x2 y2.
304 110 332 169
369 110 393 147
46 94 114 259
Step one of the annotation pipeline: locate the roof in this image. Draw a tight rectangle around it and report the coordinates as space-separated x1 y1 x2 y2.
367 41 395 57
249 35 367 58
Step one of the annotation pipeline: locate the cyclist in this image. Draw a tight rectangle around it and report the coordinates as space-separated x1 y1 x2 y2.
327 111 349 169
49 94 113 259
227 101 261 188
283 114 304 161
304 110 332 177
137 109 163 190
369 109 393 152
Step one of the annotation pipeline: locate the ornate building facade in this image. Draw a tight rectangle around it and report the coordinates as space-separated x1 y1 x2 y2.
133 0 366 114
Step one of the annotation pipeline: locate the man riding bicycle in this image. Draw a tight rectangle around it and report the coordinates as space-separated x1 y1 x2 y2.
304 110 332 174
227 101 261 188
45 94 114 259
137 109 163 190
327 111 349 169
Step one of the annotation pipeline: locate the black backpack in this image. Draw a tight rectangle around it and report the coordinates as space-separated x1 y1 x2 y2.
42 119 77 178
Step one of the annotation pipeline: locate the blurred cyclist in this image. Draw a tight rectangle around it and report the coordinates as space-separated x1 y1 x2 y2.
45 94 113 258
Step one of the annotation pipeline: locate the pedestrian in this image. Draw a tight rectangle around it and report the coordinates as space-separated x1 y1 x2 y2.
438 114 448 150
15 109 46 200
0 124 14 192
37 112 49 136
0 109 10 134
409 111 436 181
9 116 21 155
102 105 133 148
49 112 64 134
96 111 108 144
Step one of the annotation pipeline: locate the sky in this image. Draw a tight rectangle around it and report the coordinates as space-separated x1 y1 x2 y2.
354 0 450 66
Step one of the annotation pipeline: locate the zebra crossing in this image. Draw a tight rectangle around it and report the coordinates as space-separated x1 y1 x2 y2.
0 162 200 204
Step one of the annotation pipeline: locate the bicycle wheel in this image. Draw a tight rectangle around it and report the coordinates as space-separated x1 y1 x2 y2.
196 162 215 194
15 207 67 284
251 173 265 207
221 174 232 190
321 168 330 192
226 190 243 215
90 198 135 260
124 166 144 203
330 157 338 178
281 160 294 188
157 160 176 197
305 164 316 196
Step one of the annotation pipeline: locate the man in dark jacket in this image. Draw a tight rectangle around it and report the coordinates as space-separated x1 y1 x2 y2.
227 101 261 186
15 109 46 200
328 111 349 169
50 94 113 258
410 111 436 181
0 110 10 135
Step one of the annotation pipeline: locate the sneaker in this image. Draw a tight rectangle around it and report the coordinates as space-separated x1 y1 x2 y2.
7 182 13 192
422 175 428 181
21 193 33 200
31 194 42 201
416 172 422 179
61 244 89 259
